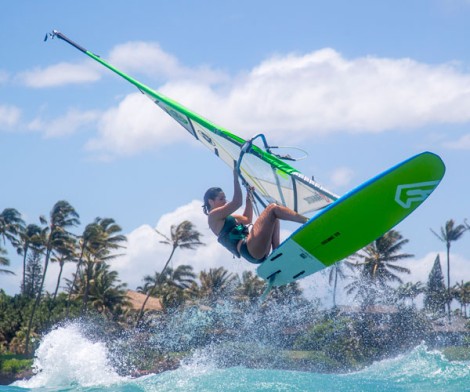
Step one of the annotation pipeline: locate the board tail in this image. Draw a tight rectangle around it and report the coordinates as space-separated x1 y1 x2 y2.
257 151 445 286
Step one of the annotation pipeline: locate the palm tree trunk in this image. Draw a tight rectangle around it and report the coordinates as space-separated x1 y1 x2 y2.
47 261 65 322
81 261 93 315
333 268 338 308
135 246 176 327
21 245 29 295
25 246 51 354
52 261 64 301
447 244 451 321
66 246 85 318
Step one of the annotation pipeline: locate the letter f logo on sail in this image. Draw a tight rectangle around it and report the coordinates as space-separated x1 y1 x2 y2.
395 181 440 209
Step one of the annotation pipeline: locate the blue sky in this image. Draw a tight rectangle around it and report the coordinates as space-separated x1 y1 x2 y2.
1 0 469 303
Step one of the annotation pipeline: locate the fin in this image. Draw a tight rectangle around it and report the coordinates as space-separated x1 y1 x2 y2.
259 271 279 303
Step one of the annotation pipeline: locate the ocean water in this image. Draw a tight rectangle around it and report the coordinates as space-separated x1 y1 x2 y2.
2 310 470 391
0 301 470 392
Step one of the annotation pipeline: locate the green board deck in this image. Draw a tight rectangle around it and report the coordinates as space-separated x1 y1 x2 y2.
257 152 446 286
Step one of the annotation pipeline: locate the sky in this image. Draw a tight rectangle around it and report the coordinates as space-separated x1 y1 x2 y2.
1 0 469 305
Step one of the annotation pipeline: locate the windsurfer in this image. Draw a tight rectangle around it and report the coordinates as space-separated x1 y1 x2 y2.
203 169 308 264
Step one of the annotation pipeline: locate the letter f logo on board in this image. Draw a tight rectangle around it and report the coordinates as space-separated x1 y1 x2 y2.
395 181 440 208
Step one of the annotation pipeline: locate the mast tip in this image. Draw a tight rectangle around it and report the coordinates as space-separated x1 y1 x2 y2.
44 30 60 42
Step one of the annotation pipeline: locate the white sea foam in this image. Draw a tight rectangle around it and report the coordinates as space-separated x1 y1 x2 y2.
13 323 125 389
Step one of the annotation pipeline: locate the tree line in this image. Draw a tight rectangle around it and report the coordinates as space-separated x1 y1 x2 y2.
0 201 469 358
330 220 469 320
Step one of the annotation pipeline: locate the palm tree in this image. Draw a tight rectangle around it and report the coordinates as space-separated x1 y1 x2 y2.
66 219 100 316
0 208 25 280
0 208 25 249
18 224 44 295
196 267 238 303
452 281 470 318
235 271 266 303
396 281 424 307
47 238 77 323
268 281 304 305
0 247 14 275
141 264 196 291
431 219 466 320
51 240 76 302
138 265 196 310
138 272 166 294
345 230 413 306
25 200 80 354
136 220 204 326
80 218 126 314
328 259 354 308
84 262 129 318
169 264 197 290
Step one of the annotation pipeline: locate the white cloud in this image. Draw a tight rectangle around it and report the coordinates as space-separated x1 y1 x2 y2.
403 251 470 286
110 224 164 289
85 92 189 156
0 104 21 129
111 200 256 290
303 250 470 307
218 50 470 136
443 133 470 150
330 166 355 188
109 41 180 78
4 200 468 302
28 109 100 138
19 61 101 88
30 42 470 156
108 41 228 85
1 201 222 295
84 47 470 156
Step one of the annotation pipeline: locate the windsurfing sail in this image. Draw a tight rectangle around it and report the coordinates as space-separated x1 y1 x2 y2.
47 30 338 214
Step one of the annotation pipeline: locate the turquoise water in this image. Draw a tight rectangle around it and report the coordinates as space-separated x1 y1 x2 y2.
3 348 470 391
1 323 469 391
